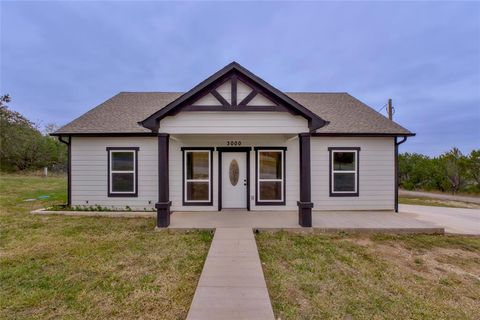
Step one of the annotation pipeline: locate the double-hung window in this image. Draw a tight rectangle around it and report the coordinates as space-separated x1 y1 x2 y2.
183 148 213 205
329 147 360 196
255 148 286 205
107 147 138 197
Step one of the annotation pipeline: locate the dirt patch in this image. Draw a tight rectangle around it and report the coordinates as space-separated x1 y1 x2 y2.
349 237 480 281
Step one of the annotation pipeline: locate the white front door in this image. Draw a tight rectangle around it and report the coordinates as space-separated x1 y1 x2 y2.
222 152 247 209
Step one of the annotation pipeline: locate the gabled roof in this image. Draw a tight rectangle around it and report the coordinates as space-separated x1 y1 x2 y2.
52 92 413 136
52 62 414 137
139 62 328 132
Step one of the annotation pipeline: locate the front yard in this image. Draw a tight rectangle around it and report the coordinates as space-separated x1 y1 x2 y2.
257 232 480 319
2 174 480 319
0 175 212 319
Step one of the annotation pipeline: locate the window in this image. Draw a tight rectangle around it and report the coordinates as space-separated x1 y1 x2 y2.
329 147 360 196
255 148 286 205
107 147 138 197
183 148 213 205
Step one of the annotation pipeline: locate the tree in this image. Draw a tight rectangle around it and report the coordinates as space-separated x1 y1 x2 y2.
466 149 480 190
0 94 11 107
0 95 66 171
398 153 443 190
438 148 467 194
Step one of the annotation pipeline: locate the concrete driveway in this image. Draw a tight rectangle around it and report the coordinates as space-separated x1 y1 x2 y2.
400 204 480 235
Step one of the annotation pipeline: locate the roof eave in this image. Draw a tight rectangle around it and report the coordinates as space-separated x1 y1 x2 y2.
311 132 416 137
50 132 158 137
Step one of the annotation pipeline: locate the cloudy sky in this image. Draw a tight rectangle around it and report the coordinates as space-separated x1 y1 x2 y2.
1 1 479 156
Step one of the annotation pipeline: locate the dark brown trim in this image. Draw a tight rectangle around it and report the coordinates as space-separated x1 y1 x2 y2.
139 62 328 132
395 136 408 212
231 75 237 107
238 90 258 106
106 147 139 198
311 133 416 137
181 147 216 151
156 134 171 227
255 147 286 206
179 105 290 112
58 136 71 206
50 132 157 137
181 147 214 206
106 147 140 151
211 89 230 107
328 147 361 197
253 146 288 151
217 147 251 211
216 147 252 152
298 133 313 227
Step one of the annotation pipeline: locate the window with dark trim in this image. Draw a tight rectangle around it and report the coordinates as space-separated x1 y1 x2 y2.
255 147 286 205
182 148 214 206
328 147 360 197
107 147 139 197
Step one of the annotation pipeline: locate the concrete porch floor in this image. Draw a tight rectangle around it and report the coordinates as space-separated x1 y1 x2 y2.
169 210 444 233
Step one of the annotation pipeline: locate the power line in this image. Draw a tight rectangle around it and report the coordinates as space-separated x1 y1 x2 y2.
377 103 387 112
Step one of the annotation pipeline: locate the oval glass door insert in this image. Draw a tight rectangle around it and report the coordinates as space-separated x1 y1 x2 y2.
229 159 239 186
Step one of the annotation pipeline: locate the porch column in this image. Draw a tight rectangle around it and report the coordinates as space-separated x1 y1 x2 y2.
297 133 313 227
156 133 171 228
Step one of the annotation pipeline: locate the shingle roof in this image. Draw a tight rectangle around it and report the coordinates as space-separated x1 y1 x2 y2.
53 91 413 135
288 93 412 135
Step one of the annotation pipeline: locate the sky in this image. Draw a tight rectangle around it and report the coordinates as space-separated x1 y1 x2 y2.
1 1 479 156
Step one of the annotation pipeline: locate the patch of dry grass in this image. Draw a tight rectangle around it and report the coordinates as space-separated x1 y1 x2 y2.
0 174 212 319
256 232 480 320
399 195 480 209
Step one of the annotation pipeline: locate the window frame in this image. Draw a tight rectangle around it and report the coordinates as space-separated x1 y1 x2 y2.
328 147 360 197
254 147 287 205
182 147 214 206
106 147 139 197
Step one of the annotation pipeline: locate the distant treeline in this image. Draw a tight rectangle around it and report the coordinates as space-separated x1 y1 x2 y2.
0 95 67 172
399 148 480 194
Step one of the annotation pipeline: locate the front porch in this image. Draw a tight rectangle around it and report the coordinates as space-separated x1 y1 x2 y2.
155 133 314 228
167 210 444 233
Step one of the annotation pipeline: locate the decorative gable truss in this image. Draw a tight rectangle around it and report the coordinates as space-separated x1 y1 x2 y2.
140 62 328 132
191 76 278 108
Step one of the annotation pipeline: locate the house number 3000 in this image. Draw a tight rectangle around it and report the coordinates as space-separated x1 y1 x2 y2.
227 141 242 146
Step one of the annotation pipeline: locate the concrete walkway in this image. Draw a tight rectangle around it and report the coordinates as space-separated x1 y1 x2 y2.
400 204 480 235
187 228 274 320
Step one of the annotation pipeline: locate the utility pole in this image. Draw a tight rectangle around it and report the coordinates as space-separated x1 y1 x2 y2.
388 98 393 120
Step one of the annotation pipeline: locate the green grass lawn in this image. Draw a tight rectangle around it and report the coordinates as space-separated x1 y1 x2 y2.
399 195 480 209
257 232 480 320
0 174 212 319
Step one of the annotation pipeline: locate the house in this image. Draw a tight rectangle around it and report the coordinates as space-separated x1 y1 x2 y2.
52 62 414 228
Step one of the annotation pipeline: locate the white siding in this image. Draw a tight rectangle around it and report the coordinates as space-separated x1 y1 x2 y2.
71 137 158 210
169 134 299 211
247 93 277 106
192 93 222 106
159 112 308 134
70 135 395 212
311 137 395 210
217 80 232 103
237 80 253 102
